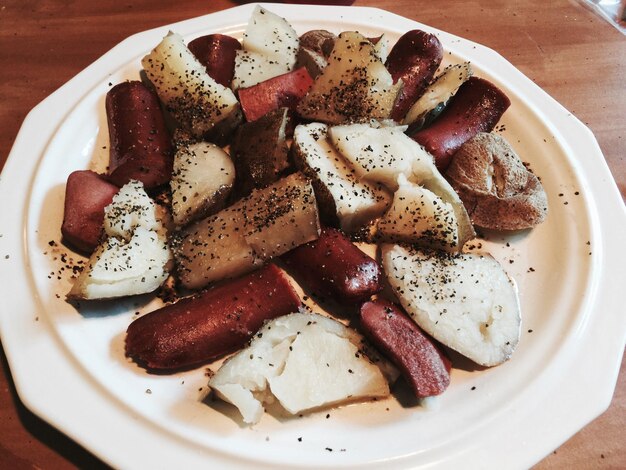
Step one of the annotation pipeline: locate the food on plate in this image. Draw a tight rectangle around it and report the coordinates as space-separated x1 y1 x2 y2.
68 180 171 300
381 244 521 367
238 67 314 122
403 62 473 129
229 108 291 197
209 311 395 424
328 121 436 191
295 29 337 79
105 81 173 190
445 132 549 230
173 172 320 290
187 33 241 88
376 174 463 251
282 226 381 305
125 263 301 370
231 6 299 90
142 32 241 139
296 31 401 124
58 4 541 425
170 141 235 227
384 30 443 121
61 170 120 254
292 122 391 232
411 76 511 171
326 120 474 250
359 299 451 398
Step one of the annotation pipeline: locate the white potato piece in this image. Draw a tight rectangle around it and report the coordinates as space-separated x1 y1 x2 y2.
170 142 235 227
69 181 171 300
293 122 391 232
329 122 437 191
297 32 401 124
231 6 299 89
209 312 393 424
403 62 473 128
377 175 459 250
142 32 239 137
173 172 320 290
103 180 160 239
69 227 170 300
381 244 521 367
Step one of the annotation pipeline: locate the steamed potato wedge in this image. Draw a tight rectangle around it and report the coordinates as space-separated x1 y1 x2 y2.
142 32 240 138
296 32 401 124
209 311 393 424
231 6 299 89
170 141 235 227
292 122 391 232
173 172 320 290
382 244 521 367
69 180 171 300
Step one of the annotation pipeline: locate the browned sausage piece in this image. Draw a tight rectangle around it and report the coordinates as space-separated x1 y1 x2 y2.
125 264 301 370
281 227 381 305
359 299 451 398
61 170 119 254
411 76 511 171
106 81 173 190
188 34 242 88
385 30 443 121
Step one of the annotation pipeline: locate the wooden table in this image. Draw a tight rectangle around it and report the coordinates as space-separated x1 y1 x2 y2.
0 1 624 468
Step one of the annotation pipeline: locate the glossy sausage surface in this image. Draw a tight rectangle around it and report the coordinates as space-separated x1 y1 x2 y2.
411 76 511 170
106 81 173 189
281 226 381 305
359 299 451 398
125 264 301 370
385 30 443 121
61 170 119 254
188 34 241 88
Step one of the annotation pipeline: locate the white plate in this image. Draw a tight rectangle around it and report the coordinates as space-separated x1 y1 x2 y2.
1 3 625 469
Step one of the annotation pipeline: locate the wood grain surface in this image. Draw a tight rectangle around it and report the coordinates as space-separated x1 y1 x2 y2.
0 1 624 468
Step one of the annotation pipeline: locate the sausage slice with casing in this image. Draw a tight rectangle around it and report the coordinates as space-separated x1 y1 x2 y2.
359 299 451 398
125 264 301 371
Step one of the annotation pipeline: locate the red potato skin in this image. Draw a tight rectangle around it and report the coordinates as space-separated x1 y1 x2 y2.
359 300 451 398
61 170 119 254
125 264 302 370
238 67 314 122
106 81 173 190
411 76 511 171
385 30 443 121
188 34 241 88
281 227 381 305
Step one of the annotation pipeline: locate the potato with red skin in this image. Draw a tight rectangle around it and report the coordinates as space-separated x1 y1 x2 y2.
281 226 381 305
106 81 173 190
188 34 241 88
125 264 301 371
238 67 314 122
61 170 119 254
385 30 443 121
359 299 451 398
411 76 511 171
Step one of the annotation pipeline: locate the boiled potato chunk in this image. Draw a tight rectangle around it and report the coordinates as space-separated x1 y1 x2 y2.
231 6 299 89
142 32 240 137
173 172 320 290
377 175 459 250
403 62 473 128
209 311 392 424
69 181 171 299
293 122 391 232
170 142 234 227
296 32 401 124
329 121 436 190
381 244 521 367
